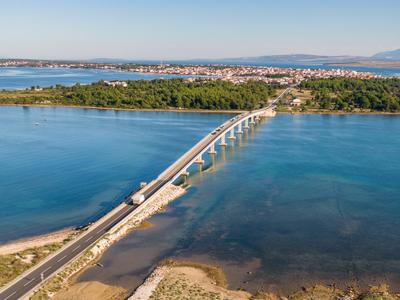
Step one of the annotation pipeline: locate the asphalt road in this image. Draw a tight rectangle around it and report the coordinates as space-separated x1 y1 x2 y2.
0 89 290 300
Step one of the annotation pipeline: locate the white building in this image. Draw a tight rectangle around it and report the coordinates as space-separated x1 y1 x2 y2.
291 98 302 107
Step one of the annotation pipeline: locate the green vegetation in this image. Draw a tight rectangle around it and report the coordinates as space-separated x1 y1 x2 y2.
299 77 400 112
0 243 62 287
3 77 400 113
0 79 276 110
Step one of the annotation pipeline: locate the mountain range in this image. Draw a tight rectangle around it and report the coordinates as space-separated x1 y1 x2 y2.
88 49 400 66
371 49 400 61
219 49 400 65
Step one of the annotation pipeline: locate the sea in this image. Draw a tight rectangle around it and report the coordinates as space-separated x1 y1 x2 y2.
1 66 400 294
76 113 400 294
0 106 231 242
0 64 399 91
0 67 191 90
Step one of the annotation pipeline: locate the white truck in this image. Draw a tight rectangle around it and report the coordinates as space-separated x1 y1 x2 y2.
132 193 145 204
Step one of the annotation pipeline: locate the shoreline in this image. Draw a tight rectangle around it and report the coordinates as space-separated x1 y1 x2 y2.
0 228 76 256
2 103 400 115
278 110 400 115
0 103 242 114
127 259 400 300
31 184 187 299
128 259 400 300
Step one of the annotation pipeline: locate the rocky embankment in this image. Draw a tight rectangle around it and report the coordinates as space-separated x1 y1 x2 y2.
31 184 186 299
129 260 400 300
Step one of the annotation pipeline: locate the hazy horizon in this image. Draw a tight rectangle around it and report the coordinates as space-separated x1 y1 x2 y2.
1 0 399 60
2 50 399 62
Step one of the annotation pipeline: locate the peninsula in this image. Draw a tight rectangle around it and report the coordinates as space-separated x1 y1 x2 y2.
1 77 399 113
0 59 378 86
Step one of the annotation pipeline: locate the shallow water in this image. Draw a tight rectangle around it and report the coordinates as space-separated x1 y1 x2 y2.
0 106 230 242
79 114 400 294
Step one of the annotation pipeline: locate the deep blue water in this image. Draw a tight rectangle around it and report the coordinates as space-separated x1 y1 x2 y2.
0 67 190 90
79 114 400 294
0 106 231 242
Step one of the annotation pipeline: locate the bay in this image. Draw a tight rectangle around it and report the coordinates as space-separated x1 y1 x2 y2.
0 67 190 90
79 114 400 294
0 106 231 242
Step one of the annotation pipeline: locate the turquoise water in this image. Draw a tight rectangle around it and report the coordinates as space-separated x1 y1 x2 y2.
2 107 400 293
0 106 231 242
79 114 400 294
0 67 190 90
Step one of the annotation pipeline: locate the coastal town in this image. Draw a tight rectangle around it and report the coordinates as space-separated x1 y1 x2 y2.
0 59 379 86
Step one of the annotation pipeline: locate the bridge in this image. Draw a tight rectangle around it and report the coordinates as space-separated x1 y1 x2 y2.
0 87 291 300
138 86 291 201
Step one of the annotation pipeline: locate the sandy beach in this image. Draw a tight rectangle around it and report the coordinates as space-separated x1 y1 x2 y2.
0 228 76 256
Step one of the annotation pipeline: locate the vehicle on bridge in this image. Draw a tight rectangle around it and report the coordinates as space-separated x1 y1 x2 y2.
132 193 145 204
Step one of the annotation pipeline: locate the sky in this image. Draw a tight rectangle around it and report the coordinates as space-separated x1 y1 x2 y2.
0 0 399 60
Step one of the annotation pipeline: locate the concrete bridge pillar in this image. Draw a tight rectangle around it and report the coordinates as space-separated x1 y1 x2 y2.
195 154 204 164
219 134 227 146
180 169 189 184
244 118 249 129
181 169 189 177
237 122 243 134
250 116 256 126
228 128 236 140
208 143 217 154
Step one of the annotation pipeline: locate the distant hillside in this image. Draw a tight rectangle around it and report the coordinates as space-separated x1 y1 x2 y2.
86 51 400 66
3 48 400 68
372 49 400 61
220 54 367 65
87 54 370 66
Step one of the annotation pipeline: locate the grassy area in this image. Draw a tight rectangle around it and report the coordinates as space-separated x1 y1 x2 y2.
0 243 63 287
150 260 400 300
285 284 400 300
160 259 227 288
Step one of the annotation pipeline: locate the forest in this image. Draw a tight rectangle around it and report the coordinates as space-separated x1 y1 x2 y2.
0 79 276 110
2 77 400 112
299 77 400 111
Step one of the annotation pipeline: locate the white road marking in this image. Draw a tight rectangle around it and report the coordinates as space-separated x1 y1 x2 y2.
72 245 80 252
23 277 35 287
56 255 67 262
42 266 52 273
84 236 93 242
4 291 16 300
96 229 104 234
